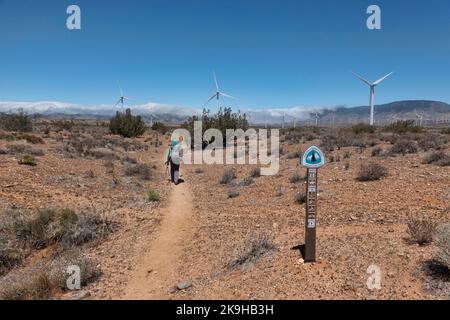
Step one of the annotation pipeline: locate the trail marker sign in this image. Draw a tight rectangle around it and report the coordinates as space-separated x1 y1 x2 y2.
302 146 325 169
300 146 325 262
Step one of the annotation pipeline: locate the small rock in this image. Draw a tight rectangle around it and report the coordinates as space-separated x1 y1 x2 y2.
177 280 192 290
65 290 91 300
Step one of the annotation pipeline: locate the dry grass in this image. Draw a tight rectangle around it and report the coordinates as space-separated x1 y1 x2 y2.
356 163 388 181
220 168 236 185
435 223 450 271
124 163 152 180
407 217 437 245
228 233 276 269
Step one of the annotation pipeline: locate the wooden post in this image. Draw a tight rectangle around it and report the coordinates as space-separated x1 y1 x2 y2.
305 168 318 262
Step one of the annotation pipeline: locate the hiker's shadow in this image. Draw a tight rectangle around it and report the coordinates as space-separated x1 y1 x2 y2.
291 244 306 260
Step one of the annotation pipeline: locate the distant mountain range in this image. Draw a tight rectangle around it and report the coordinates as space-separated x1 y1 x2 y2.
0 100 449 125
316 100 450 125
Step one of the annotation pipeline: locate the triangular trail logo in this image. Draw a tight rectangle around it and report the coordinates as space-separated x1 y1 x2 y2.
302 146 325 168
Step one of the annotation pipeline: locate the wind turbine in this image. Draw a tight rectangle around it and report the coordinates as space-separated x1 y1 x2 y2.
314 112 320 127
352 71 394 126
115 83 133 111
415 111 424 126
206 72 237 112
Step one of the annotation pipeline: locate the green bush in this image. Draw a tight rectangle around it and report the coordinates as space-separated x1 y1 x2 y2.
151 122 169 134
182 107 249 147
18 155 37 166
147 188 160 202
0 110 33 132
109 109 147 138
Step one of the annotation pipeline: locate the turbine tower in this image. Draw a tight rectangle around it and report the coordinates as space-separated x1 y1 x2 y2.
206 72 236 112
115 83 133 111
352 72 394 126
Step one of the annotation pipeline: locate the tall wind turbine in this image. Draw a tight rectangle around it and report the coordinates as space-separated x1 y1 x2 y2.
206 72 237 112
352 72 394 126
115 83 133 111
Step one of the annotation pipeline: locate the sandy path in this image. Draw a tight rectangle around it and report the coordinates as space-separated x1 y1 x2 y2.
123 179 194 299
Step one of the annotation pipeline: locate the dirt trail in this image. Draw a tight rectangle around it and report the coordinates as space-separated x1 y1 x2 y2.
123 178 194 299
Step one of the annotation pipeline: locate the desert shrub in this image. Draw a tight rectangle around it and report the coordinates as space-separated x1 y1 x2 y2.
5 142 43 156
1 272 52 300
0 110 33 132
389 140 418 156
320 135 335 152
0 243 22 276
441 128 450 135
228 233 276 269
407 217 437 245
151 122 169 134
289 173 304 184
121 155 137 165
87 148 117 160
228 190 240 199
51 120 75 132
423 151 450 166
109 109 147 138
385 120 423 134
371 146 384 157
49 255 101 289
352 123 375 134
147 188 160 202
7 209 115 250
344 162 350 170
220 168 236 185
435 224 450 270
343 151 351 159
295 192 307 204
18 155 37 166
124 163 152 180
287 151 302 159
240 177 254 187
17 134 44 144
194 167 204 174
417 134 448 151
357 163 388 181
249 167 261 178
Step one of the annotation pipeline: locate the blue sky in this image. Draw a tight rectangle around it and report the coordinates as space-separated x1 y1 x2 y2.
0 0 449 110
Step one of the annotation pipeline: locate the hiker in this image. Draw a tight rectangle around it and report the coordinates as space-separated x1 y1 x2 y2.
166 136 184 185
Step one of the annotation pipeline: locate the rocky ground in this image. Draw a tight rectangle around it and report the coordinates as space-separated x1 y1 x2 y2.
1 124 449 300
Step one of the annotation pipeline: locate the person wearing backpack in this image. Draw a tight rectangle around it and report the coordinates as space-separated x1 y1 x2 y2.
166 136 184 185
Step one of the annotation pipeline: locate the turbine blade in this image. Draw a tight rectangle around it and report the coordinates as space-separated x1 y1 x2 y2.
219 92 237 99
213 71 219 91
123 97 134 101
118 82 124 97
351 72 372 86
373 72 394 85
206 93 217 104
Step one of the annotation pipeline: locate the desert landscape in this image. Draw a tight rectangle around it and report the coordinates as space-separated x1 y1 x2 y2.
1 114 449 300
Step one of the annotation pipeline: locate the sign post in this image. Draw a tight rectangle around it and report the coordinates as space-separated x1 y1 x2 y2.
301 146 325 263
